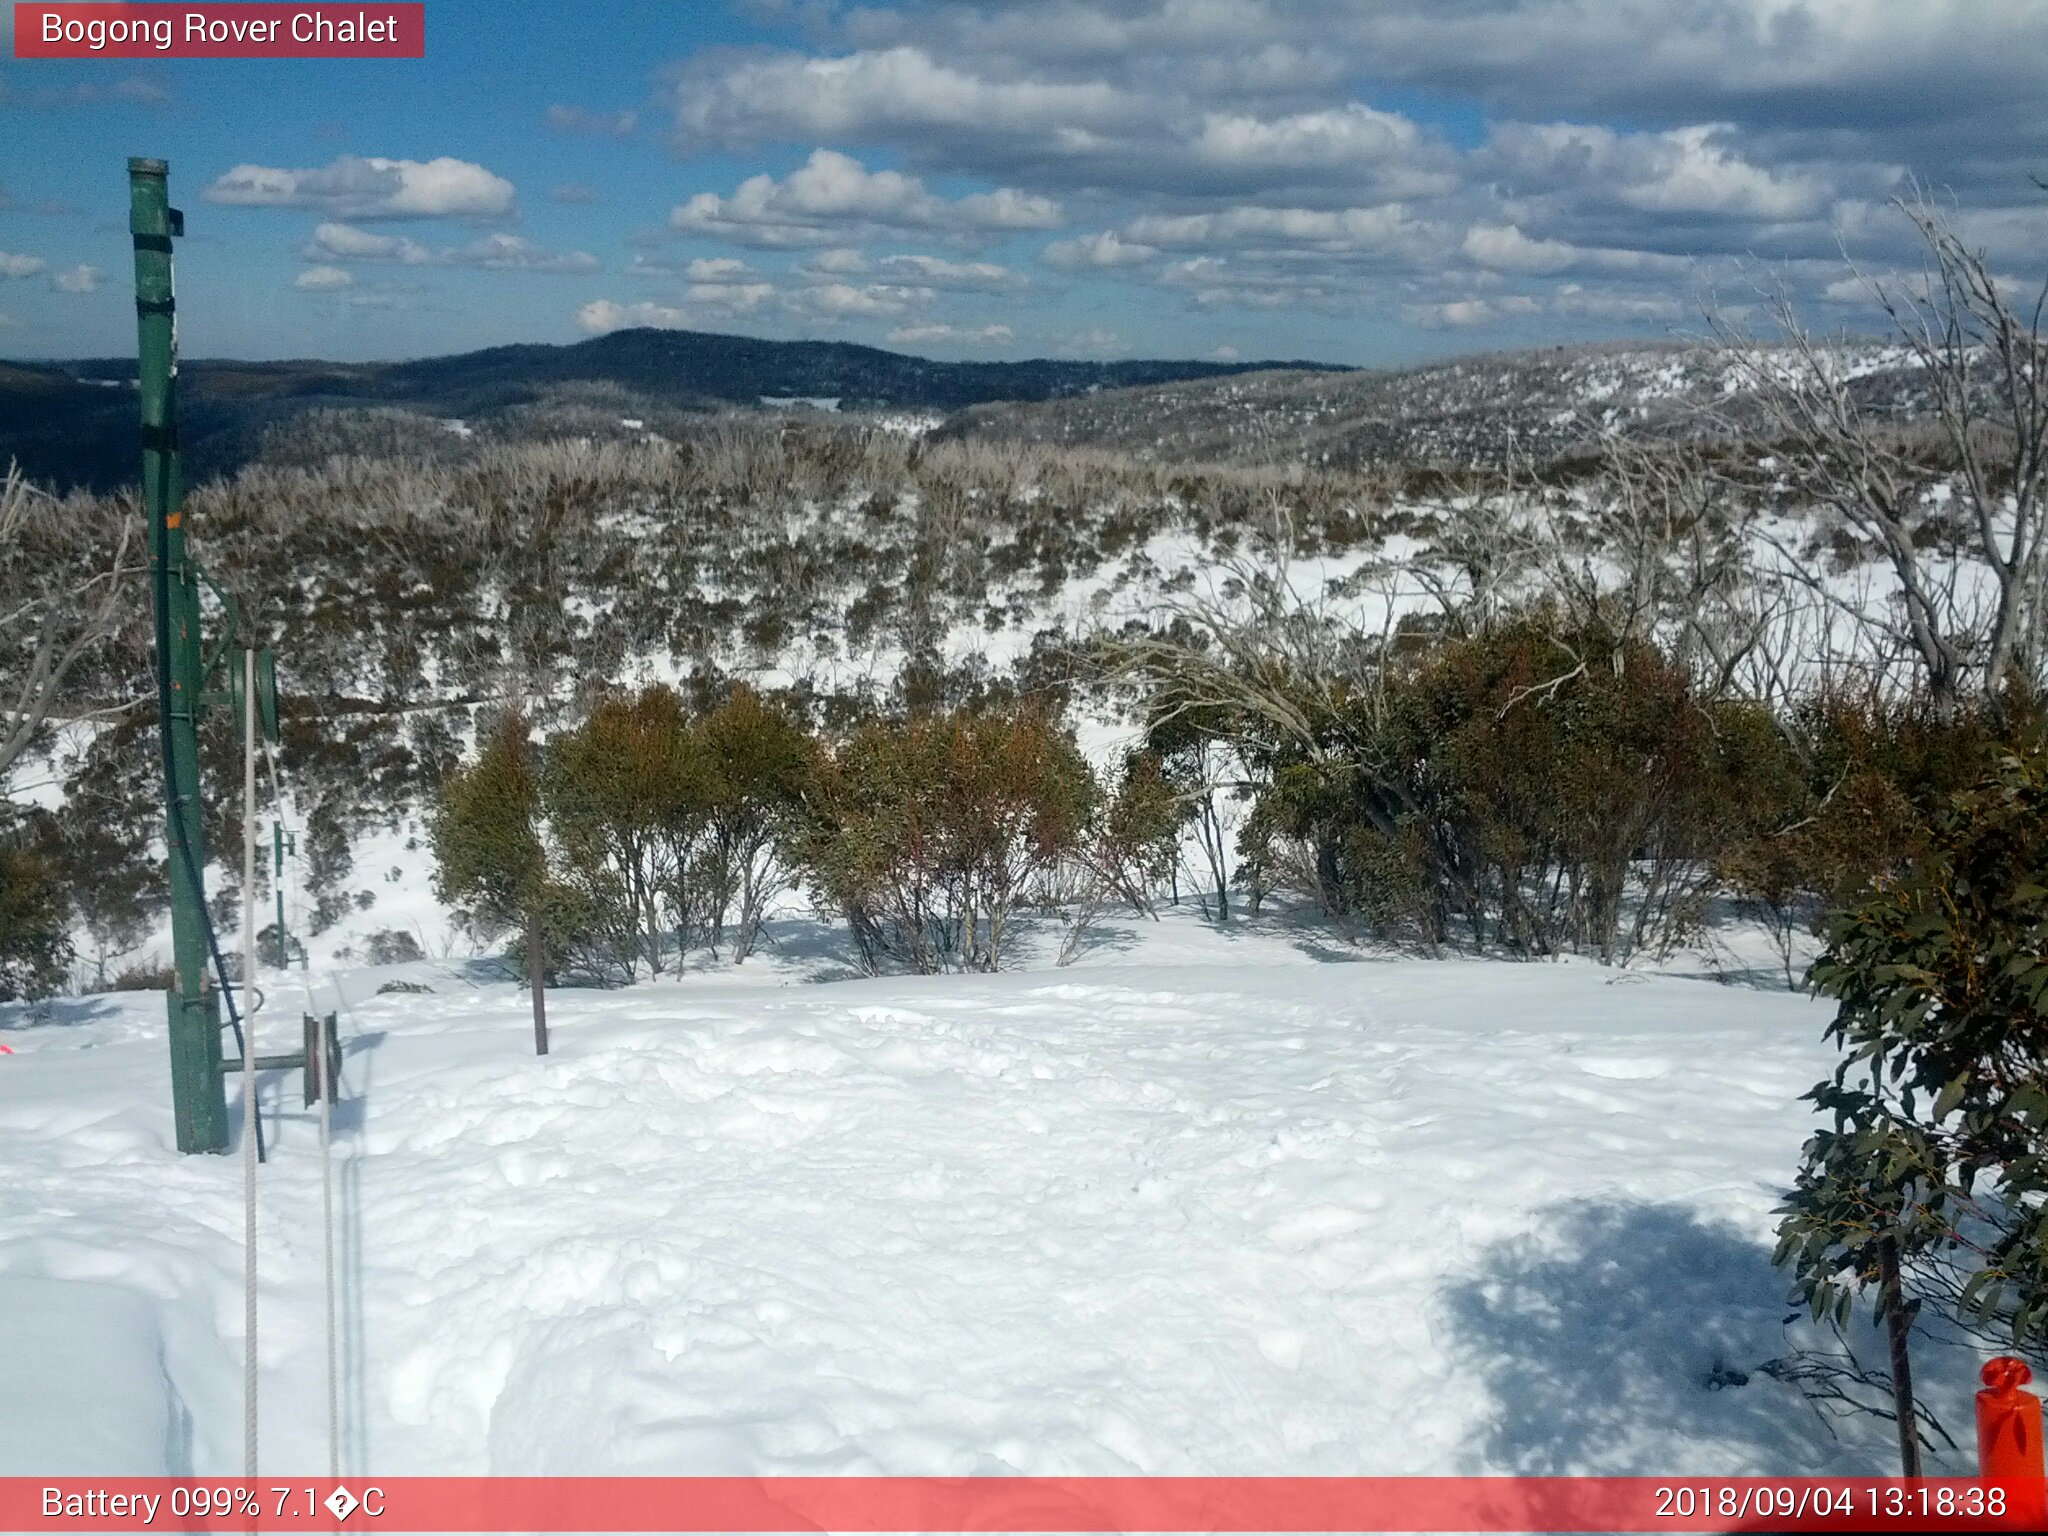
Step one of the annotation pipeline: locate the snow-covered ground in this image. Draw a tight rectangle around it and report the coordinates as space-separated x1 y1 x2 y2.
0 909 1987 1479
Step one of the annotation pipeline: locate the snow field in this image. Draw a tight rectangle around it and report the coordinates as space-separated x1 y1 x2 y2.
0 912 1988 1479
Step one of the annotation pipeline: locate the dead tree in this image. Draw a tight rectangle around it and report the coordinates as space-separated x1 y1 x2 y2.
0 465 139 787
1708 194 2048 717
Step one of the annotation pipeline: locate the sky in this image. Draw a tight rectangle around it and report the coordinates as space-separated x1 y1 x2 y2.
1 0 2045 366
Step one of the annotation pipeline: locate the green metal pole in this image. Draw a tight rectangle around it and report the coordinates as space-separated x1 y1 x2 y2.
133 157 228 1154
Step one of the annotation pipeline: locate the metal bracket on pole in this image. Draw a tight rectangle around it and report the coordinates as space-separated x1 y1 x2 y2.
220 1013 337 1108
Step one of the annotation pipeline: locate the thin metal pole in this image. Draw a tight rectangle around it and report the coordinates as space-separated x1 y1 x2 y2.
241 647 260 1479
274 820 288 970
318 1013 339 1478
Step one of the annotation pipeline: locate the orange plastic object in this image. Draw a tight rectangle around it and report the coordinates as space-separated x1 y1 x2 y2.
1979 1356 2045 1527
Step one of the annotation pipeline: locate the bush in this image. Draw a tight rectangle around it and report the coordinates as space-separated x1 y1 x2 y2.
801 705 1096 973
109 960 177 993
1243 620 1801 960
692 686 817 962
1721 695 2036 983
543 686 703 978
364 928 425 966
1775 752 2048 1460
0 816 70 1002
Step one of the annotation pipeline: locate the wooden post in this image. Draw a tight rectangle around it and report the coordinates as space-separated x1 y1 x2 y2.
527 908 548 1056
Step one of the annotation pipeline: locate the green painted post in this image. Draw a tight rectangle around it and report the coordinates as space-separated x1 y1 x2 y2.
132 158 228 1154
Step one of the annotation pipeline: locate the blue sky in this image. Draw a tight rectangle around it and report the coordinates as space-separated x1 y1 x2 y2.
2 1 2044 365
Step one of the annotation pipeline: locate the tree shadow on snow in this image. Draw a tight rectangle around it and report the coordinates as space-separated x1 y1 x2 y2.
1437 1199 1916 1476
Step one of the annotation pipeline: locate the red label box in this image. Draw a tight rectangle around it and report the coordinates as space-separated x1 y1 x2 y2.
13 4 425 58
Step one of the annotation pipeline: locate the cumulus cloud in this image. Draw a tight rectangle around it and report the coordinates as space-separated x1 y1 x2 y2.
0 252 47 279
1056 326 1125 356
631 0 2048 342
673 45 1134 151
577 299 690 333
1404 297 1513 328
1483 121 1828 220
1041 231 1158 269
806 251 1027 290
301 222 597 273
303 222 433 263
440 234 601 273
687 279 777 312
205 156 516 219
1126 203 1434 257
294 265 355 291
671 149 1060 247
1187 103 1454 195
50 264 101 293
789 281 934 317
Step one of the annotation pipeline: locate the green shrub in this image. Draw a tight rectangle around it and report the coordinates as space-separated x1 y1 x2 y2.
801 705 1096 973
1775 752 2048 1453
0 825 71 1002
1244 619 1801 960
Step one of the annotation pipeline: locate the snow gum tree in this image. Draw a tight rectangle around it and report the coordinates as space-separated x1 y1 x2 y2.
430 711 552 1052
543 686 705 978
802 706 1095 974
693 686 818 963
1776 752 2048 1473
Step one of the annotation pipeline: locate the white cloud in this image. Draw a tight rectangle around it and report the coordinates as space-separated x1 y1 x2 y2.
1041 231 1158 269
440 234 600 274
798 249 1025 289
1189 104 1450 194
887 322 1015 345
304 222 432 263
687 257 753 281
670 150 1060 248
1460 221 1694 277
1485 121 1826 220
577 299 689 333
301 222 597 273
1057 326 1124 355
1547 284 1685 321
791 281 933 317
295 265 355 291
687 280 777 312
873 253 1025 290
1404 297 1511 328
50 264 101 293
674 45 1132 148
1618 125 1826 218
0 251 46 279
1157 257 1349 311
205 156 516 219
1461 223 1579 276
1127 203 1431 256
804 248 871 275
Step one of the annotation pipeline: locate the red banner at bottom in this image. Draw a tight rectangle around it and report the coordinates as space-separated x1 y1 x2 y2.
5 1476 2045 1534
